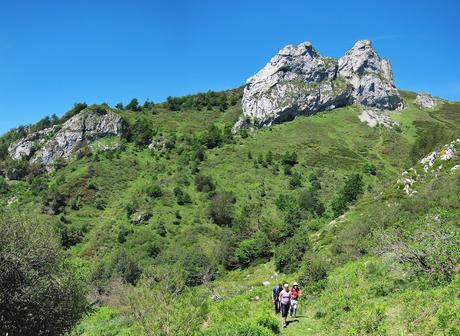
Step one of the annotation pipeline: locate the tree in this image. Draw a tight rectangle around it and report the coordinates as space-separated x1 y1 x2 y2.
126 98 141 111
130 117 152 147
0 210 87 335
332 173 364 217
203 125 223 149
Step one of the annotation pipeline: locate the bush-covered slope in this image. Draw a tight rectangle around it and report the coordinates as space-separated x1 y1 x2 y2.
0 89 458 335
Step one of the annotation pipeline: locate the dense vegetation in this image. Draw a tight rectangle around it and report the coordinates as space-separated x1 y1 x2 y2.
0 88 458 335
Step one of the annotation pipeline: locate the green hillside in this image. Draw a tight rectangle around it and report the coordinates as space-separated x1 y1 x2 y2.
0 89 459 335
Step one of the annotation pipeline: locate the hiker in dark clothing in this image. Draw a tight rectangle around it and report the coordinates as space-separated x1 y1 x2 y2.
272 283 282 314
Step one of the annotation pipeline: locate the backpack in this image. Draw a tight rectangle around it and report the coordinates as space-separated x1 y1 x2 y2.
273 286 281 299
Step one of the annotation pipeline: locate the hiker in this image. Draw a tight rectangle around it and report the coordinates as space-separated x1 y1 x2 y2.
290 282 301 318
272 283 282 314
279 283 291 328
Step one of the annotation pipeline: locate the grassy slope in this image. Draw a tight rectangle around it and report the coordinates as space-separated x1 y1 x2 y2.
3 90 459 335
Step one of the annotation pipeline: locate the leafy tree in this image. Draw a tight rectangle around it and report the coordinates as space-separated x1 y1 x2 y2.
130 117 152 147
203 124 223 149
0 210 87 335
126 98 141 111
209 191 236 226
332 173 364 217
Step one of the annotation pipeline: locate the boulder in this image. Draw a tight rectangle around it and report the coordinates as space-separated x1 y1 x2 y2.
129 211 152 225
415 92 437 109
338 40 403 110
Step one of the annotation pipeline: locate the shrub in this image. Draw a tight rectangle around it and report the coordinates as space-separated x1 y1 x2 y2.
174 186 192 205
0 210 87 335
298 189 325 217
274 234 310 273
363 162 377 175
209 191 236 226
146 182 162 198
0 176 9 194
129 117 152 147
332 173 364 217
203 124 223 149
235 231 272 267
289 171 302 188
299 252 329 291
194 174 215 192
110 249 142 285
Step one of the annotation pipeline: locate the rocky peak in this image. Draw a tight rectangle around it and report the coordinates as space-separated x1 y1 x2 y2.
237 39 404 130
240 41 352 128
338 40 403 110
8 106 125 166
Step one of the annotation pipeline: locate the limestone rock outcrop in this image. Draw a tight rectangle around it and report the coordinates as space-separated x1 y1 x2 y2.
237 39 404 130
240 42 353 128
338 40 403 110
8 106 125 165
415 92 437 109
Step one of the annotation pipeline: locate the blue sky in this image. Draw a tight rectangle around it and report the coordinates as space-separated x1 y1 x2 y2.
0 0 459 134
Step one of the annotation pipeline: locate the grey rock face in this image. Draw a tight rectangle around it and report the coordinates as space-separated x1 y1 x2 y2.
240 42 353 127
8 126 58 160
32 107 125 165
415 92 437 108
8 106 125 166
237 39 404 130
338 40 403 110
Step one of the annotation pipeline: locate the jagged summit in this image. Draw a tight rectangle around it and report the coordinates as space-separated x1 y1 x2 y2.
236 39 404 129
338 39 403 110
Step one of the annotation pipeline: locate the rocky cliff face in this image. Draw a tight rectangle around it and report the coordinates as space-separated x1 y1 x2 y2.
338 40 403 110
8 106 125 165
237 40 403 129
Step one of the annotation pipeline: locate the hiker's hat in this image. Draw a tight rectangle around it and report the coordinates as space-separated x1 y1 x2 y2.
283 283 289 288
293 282 299 286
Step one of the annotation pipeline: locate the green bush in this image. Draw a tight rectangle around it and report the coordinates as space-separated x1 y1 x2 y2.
146 182 162 198
0 210 87 335
274 234 310 273
209 191 236 226
194 174 215 192
235 231 272 267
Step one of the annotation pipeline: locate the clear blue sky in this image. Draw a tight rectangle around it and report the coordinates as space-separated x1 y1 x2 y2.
0 0 459 134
